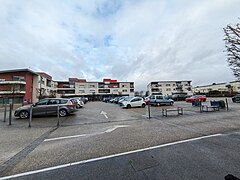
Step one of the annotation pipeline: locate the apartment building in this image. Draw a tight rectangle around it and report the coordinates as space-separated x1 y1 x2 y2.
0 69 39 104
67 78 135 99
36 72 58 100
193 81 240 94
147 80 192 96
0 68 135 104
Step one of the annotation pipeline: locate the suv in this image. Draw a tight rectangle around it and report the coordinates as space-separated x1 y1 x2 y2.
14 98 77 119
149 95 174 106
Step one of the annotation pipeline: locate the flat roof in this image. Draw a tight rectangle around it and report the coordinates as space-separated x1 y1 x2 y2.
0 68 39 75
194 82 227 88
149 80 192 84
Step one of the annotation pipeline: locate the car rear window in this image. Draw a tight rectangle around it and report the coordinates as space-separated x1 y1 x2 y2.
60 99 68 104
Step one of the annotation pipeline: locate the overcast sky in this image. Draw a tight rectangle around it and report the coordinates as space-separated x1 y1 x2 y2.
0 0 239 91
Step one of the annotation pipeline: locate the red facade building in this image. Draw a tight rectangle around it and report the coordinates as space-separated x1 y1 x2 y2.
0 69 38 104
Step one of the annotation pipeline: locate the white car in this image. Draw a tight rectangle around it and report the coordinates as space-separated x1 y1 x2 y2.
121 97 146 108
70 98 84 108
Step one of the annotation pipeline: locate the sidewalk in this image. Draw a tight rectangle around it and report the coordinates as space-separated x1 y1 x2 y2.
0 115 59 176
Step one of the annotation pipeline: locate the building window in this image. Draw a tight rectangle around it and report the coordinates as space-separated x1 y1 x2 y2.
89 85 95 88
122 89 128 92
79 90 85 93
166 88 171 91
79 85 85 88
98 89 110 93
166 84 171 86
12 76 24 81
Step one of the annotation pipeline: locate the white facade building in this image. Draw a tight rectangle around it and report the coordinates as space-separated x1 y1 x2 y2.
147 80 192 96
193 81 240 94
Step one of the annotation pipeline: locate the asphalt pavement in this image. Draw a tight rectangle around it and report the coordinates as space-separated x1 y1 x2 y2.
0 98 240 179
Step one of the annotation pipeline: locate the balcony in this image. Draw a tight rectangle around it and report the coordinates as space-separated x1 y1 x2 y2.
0 90 26 95
56 87 75 91
0 80 26 85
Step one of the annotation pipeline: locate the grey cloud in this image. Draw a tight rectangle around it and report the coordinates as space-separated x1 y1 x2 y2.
0 0 239 91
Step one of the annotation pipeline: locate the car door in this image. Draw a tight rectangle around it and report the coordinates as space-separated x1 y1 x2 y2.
130 98 138 107
156 95 164 105
32 99 49 116
132 98 143 107
149 96 155 105
162 96 169 104
47 99 59 115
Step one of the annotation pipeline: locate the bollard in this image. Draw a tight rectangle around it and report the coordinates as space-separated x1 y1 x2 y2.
9 103 12 125
29 105 33 127
3 101 7 122
148 103 151 119
57 105 60 126
199 100 202 113
225 98 229 111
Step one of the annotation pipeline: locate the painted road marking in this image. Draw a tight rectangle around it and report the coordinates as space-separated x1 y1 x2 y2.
0 134 222 180
44 125 130 142
100 111 108 119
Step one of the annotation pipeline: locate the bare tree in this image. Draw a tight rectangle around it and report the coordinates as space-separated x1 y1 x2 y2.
36 87 46 100
223 21 240 79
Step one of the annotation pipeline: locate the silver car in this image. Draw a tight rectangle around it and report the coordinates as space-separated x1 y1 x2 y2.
149 95 174 106
14 98 77 119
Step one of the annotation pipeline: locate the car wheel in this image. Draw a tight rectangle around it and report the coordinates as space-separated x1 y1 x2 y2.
19 111 29 119
126 104 131 109
59 109 67 117
170 102 173 106
156 103 160 106
142 104 146 108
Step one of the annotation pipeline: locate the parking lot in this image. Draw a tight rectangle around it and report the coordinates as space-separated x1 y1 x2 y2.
0 98 240 179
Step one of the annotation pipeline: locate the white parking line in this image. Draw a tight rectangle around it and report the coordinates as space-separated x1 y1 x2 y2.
0 133 222 180
44 134 87 142
44 125 130 142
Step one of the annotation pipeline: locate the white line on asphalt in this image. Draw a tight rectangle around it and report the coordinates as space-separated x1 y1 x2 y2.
0 133 222 180
44 134 87 142
44 125 130 142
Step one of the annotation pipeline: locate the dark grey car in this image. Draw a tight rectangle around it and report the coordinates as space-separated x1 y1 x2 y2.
14 98 77 119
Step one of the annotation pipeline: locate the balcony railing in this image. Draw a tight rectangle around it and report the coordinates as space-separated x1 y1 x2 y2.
0 90 26 94
0 80 26 85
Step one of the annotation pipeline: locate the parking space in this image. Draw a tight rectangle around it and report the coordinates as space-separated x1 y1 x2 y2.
1 98 240 179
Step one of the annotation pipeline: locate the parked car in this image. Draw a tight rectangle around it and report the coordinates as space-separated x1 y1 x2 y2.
70 98 84 108
14 98 77 119
103 97 112 103
185 95 206 102
232 94 240 103
79 97 88 104
118 96 131 105
149 95 174 106
120 97 146 108
171 94 188 101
